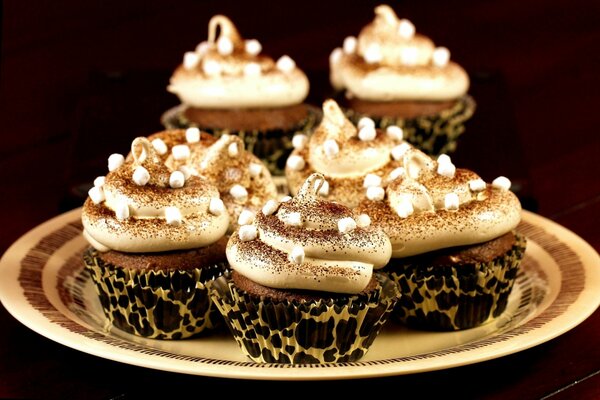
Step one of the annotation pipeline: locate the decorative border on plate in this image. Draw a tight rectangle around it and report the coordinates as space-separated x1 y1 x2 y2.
17 216 585 369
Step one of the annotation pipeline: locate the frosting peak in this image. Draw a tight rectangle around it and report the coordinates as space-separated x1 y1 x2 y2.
168 15 309 108
226 173 392 294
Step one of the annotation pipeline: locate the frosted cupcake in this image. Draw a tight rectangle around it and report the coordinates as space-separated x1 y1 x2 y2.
82 137 230 339
163 14 320 175
355 148 526 330
285 98 411 208
329 4 475 155
210 173 399 363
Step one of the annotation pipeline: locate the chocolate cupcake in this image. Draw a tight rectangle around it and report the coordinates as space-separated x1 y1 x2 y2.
163 14 320 176
285 98 412 208
355 148 526 330
329 4 475 155
82 137 231 339
210 173 399 363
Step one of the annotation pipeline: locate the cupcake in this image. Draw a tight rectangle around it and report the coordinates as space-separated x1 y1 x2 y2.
81 137 230 339
210 173 399 363
285 98 411 208
329 4 476 155
163 14 321 176
355 148 526 330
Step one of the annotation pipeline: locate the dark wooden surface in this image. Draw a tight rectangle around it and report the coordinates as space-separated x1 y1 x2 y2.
1 1 599 398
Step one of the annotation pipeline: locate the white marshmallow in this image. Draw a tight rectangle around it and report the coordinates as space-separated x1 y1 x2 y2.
245 39 262 55
88 186 105 204
292 134 308 150
386 125 404 141
108 153 124 172
238 224 257 242
432 47 450 67
262 199 279 215
444 193 460 210
165 206 182 225
356 214 371 228
366 186 385 201
195 41 209 55
280 196 292 202
290 246 305 264
364 43 382 64
237 209 255 226
357 117 375 130
330 47 343 64
169 171 185 188
249 163 263 177
338 217 357 234
93 176 105 187
183 51 199 69
437 161 456 178
283 212 302 226
208 198 225 216
358 125 377 141
343 36 357 54
228 142 239 157
202 59 222 76
229 184 248 202
178 165 194 180
115 200 130 220
398 19 416 39
132 166 150 186
391 143 412 160
492 176 512 190
276 55 295 73
469 178 487 192
323 139 339 158
286 155 305 171
389 167 406 180
363 174 382 188
243 63 262 77
217 36 234 55
171 144 190 161
185 127 200 143
401 47 418 66
396 197 414 218
151 138 168 155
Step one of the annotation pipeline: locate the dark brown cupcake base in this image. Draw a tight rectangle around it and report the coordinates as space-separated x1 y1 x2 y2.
385 233 527 331
83 247 227 339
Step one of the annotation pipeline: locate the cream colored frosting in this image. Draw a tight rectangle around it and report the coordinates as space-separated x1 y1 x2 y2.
355 148 522 257
82 137 230 253
285 99 410 208
330 5 470 100
168 15 309 108
226 173 392 294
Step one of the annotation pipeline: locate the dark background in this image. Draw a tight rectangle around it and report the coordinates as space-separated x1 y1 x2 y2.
1 0 599 398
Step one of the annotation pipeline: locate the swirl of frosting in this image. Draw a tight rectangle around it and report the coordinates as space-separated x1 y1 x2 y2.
167 15 309 108
198 134 278 231
226 173 392 294
329 4 470 101
82 137 230 253
355 148 522 258
285 99 411 207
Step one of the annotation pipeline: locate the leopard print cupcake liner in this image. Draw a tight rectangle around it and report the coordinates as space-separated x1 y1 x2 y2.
83 247 227 340
386 233 527 331
345 94 476 156
210 272 400 364
161 105 321 176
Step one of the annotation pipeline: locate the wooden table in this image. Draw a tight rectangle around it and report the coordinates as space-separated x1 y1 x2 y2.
1 1 599 398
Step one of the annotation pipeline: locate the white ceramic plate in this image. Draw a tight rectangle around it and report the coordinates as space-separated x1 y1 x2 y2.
0 208 599 380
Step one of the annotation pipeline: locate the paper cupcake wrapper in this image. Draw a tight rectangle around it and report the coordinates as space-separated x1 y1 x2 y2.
344 95 476 156
210 272 400 364
83 247 227 339
161 105 321 176
386 233 527 331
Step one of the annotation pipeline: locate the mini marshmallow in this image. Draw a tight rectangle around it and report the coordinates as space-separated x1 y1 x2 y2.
185 127 200 143
437 161 456 178
359 125 377 141
364 43 382 64
172 144 191 161
286 155 305 171
391 143 412 160
169 171 185 188
444 193 460 210
217 36 234 55
363 174 382 188
386 125 404 141
108 153 124 172
208 197 225 216
437 154 452 164
283 212 302 226
165 206 182 226
338 217 357 234
88 186 105 204
292 134 308 150
237 209 255 226
323 139 339 158
195 41 209 55
115 200 130 220
330 47 343 64
401 47 418 66
492 176 512 190
357 117 375 130
151 138 168 155
178 165 194 180
238 224 257 242
398 19 416 39
366 186 385 201
228 142 239 157
396 197 414 218
132 166 150 186
389 167 406 180
243 63 261 77
469 178 487 192
356 213 371 228
245 39 262 55
276 55 295 72
202 59 222 76
343 36 357 54
249 163 262 177
280 196 292 202
290 246 305 264
229 184 248 202
432 47 450 67
93 176 106 187
183 51 199 69
262 199 279 215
